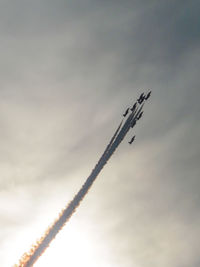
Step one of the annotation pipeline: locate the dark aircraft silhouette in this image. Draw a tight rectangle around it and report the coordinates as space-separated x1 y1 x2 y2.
137 111 143 120
130 102 137 111
137 93 145 104
129 135 135 144
131 120 136 128
123 108 129 117
145 91 151 100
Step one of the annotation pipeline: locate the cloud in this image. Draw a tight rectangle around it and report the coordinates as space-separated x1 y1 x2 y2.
0 0 199 266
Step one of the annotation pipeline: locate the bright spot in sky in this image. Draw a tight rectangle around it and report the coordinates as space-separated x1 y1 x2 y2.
34 219 112 267
36 222 95 266
8 214 112 267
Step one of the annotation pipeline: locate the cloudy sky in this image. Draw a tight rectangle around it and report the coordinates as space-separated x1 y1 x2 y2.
0 0 200 266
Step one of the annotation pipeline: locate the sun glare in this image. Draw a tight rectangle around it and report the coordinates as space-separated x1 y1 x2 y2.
35 220 97 267
12 216 112 267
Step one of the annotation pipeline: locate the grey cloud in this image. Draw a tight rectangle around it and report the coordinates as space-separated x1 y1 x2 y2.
0 0 200 266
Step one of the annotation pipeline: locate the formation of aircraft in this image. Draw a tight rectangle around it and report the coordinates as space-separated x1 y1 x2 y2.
137 90 152 104
124 90 151 144
129 135 135 144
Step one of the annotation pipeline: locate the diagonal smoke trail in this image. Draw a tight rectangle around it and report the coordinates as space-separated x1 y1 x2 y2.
97 119 123 164
15 100 146 267
106 120 123 150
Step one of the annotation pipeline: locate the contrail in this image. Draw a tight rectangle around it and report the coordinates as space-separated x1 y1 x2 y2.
15 94 150 267
98 119 123 164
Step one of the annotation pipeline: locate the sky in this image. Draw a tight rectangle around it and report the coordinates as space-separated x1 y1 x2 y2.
0 0 200 266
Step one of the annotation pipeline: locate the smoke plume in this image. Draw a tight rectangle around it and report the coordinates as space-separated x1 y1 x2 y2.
15 97 148 267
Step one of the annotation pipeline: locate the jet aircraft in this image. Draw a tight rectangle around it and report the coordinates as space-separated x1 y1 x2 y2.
145 91 151 100
131 120 136 128
123 108 129 117
130 102 137 111
137 111 143 120
137 93 145 104
129 135 135 144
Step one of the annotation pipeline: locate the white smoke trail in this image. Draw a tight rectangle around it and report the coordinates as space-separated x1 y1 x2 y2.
15 101 146 267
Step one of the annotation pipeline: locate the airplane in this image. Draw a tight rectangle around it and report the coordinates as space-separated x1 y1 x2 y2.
137 93 145 104
123 108 129 117
137 111 143 120
129 135 135 144
145 90 151 100
131 120 136 128
130 102 137 111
